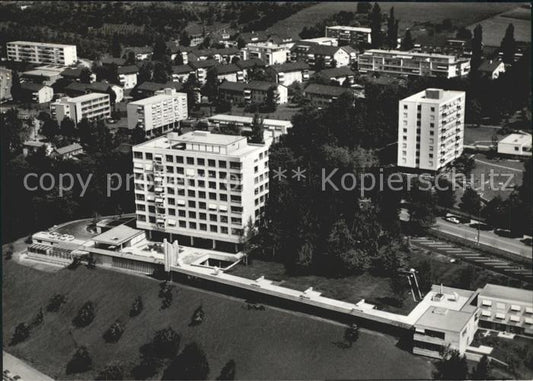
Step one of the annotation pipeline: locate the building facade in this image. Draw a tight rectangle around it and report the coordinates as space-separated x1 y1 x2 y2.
477 284 533 335
265 62 310 86
218 81 288 105
397 88 465 171
127 88 188 137
0 67 13 102
241 42 290 65
497 133 532 157
117 65 139 89
325 26 372 46
132 131 269 251
51 93 111 123
7 41 77 66
358 49 470 78
207 114 292 135
20 83 54 103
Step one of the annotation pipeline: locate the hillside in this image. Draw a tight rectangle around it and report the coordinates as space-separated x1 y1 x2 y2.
3 261 433 380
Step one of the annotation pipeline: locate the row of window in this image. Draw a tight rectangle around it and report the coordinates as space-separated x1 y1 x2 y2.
137 215 242 235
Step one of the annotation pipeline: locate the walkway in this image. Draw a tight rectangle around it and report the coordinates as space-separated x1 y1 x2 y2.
3 351 53 381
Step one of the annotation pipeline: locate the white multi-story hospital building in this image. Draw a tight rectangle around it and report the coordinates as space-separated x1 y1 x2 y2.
132 131 269 251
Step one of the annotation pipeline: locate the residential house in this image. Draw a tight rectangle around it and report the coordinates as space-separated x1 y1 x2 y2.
213 63 244 82
290 42 355 68
23 140 53 156
60 67 96 83
241 42 290 65
315 66 356 86
123 46 153 61
21 65 64 86
497 133 532 157
131 81 184 100
478 59 506 80
301 37 338 46
188 59 218 84
87 81 124 103
265 62 310 86
171 64 195 83
235 58 266 81
20 82 54 103
52 143 84 159
303 83 352 106
117 65 139 89
325 26 372 47
219 81 287 105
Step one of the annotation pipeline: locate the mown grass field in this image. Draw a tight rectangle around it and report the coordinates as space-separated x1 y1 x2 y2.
268 2 522 40
3 260 434 380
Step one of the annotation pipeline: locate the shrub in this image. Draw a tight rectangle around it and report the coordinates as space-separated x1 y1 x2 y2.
217 360 236 380
47 294 66 312
103 320 125 343
129 296 143 317
66 346 92 374
344 323 359 347
4 244 14 260
158 282 174 310
131 343 162 379
10 323 30 346
96 361 124 380
152 327 180 358
73 301 95 327
30 307 44 329
67 257 81 270
190 305 205 326
162 342 209 380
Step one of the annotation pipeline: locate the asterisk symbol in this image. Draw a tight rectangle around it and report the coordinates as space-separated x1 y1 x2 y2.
291 166 306 181
272 167 287 181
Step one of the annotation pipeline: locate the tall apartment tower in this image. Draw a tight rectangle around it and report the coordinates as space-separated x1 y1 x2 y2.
132 131 269 252
397 88 465 171
127 88 188 137
7 41 77 66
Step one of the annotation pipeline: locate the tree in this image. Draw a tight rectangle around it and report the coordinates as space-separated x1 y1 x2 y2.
162 343 210 380
152 327 180 358
250 113 265 144
183 74 200 111
202 68 219 102
73 301 95 327
79 68 92 84
357 2 372 14
138 62 153 83
153 37 169 62
10 71 23 102
180 30 191 47
314 56 326 71
152 62 169 83
501 23 516 64
41 118 60 140
344 323 359 347
96 361 124 380
66 346 92 374
130 296 143 317
173 51 184 66
217 360 236 380
60 117 76 137
460 187 482 216
386 7 398 49
482 195 507 228
456 27 472 41
408 181 436 233
111 33 122 58
124 50 136 65
454 154 475 176
47 294 66 312
471 354 491 380
264 86 278 112
435 178 456 208
237 37 246 49
10 323 30 345
400 29 414 51
370 3 383 48
433 349 468 380
471 24 483 73
103 320 125 343
158 281 174 309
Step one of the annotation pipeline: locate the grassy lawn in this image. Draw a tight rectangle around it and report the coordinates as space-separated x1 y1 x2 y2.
3 260 434 380
467 5 531 46
464 126 502 146
471 330 533 380
268 2 521 40
468 153 524 201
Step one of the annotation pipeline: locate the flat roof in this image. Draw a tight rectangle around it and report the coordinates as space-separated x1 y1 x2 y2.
68 92 109 103
416 306 473 332
401 88 464 104
22 68 63 77
362 49 459 60
129 91 183 106
93 225 144 246
208 114 292 127
499 133 532 146
479 284 533 305
8 40 76 48
326 25 371 33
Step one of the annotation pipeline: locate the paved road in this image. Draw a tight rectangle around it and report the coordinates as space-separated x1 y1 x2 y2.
3 351 54 381
411 237 533 283
433 218 531 259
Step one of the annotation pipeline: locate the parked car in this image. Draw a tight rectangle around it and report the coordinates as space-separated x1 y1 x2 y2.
520 238 532 247
444 216 460 224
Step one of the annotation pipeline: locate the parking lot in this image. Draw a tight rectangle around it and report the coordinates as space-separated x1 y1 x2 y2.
411 237 533 283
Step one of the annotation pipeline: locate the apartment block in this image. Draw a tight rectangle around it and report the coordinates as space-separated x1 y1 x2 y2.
7 41 77 66
117 65 139 89
325 26 372 46
50 93 111 123
241 42 290 65
218 81 288 105
0 67 12 102
207 114 292 135
127 88 188 137
477 284 533 335
397 88 465 171
265 62 310 86
358 49 470 78
132 131 269 251
413 285 479 359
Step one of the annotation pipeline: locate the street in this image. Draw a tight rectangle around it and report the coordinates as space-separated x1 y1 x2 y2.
3 351 54 381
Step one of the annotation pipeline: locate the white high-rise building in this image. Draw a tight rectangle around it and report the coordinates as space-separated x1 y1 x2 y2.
7 41 77 66
397 88 465 171
132 131 269 251
127 88 188 137
50 93 111 124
